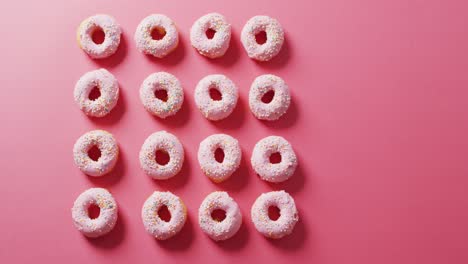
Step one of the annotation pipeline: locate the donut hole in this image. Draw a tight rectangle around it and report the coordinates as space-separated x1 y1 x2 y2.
87 203 101 219
209 87 222 101
88 86 101 101
268 206 281 221
151 26 166 40
261 90 275 104
269 152 282 164
214 148 225 163
157 205 171 222
255 31 267 45
205 28 216 39
88 145 101 161
154 89 168 102
211 209 226 222
91 27 105 45
155 149 170 166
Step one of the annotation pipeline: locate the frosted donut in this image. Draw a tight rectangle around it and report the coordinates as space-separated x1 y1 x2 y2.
241 15 284 61
139 72 184 118
198 191 242 241
251 136 297 183
190 13 231 58
73 130 119 177
77 14 121 59
194 74 238 121
134 14 179 58
139 131 184 180
71 188 118 238
251 191 299 239
249 74 290 121
197 134 241 183
141 191 187 240
74 69 119 117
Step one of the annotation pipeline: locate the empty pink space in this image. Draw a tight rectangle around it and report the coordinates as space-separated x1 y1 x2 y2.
1 0 468 263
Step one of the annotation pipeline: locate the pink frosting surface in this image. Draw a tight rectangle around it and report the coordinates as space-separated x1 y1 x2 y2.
139 131 184 180
74 69 119 117
134 14 179 58
194 74 238 121
76 14 121 59
73 130 119 177
249 74 290 121
241 15 284 61
197 134 241 182
139 72 184 118
251 136 297 183
141 191 187 240
198 191 242 241
190 13 231 58
251 190 298 239
71 188 118 238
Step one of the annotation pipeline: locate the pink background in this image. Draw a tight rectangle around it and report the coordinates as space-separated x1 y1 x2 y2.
1 0 468 263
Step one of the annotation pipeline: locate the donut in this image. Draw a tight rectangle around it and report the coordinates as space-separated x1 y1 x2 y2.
251 136 297 183
139 72 184 118
76 14 121 59
190 13 231 58
141 191 187 240
194 74 238 121
241 15 284 61
73 130 119 177
251 190 299 239
134 14 179 58
71 188 118 238
249 74 290 121
197 134 241 183
198 191 242 241
139 131 184 180
74 69 119 117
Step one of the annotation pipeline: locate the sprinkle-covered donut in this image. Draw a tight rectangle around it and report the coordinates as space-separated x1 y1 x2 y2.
190 13 231 58
74 69 119 117
249 74 290 121
198 134 241 183
241 15 284 61
134 14 179 58
194 74 238 121
77 14 121 59
251 190 299 239
141 191 187 240
139 131 184 180
71 188 118 238
199 191 242 241
73 130 119 177
139 72 184 118
251 136 297 183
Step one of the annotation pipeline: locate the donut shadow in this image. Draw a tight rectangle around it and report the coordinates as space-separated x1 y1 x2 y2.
150 154 191 189
150 96 191 128
203 30 241 67
267 215 307 251
155 214 194 250
88 85 127 126
209 96 246 130
260 96 298 129
144 34 186 66
85 210 126 249
264 161 306 195
91 33 128 68
216 149 250 193
253 35 291 69
211 220 249 250
87 146 126 187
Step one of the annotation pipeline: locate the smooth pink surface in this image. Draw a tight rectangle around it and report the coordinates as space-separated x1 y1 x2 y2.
1 0 468 263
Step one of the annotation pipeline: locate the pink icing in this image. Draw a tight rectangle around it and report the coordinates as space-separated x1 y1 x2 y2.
134 14 179 58
249 74 290 121
190 13 231 58
241 15 284 61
